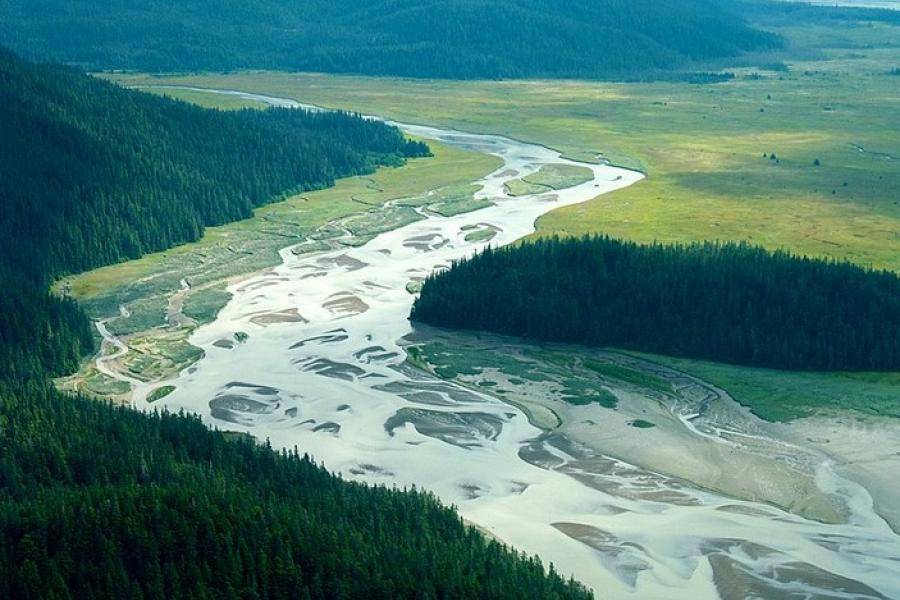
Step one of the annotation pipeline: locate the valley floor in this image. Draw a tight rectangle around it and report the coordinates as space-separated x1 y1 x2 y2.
61 19 900 594
105 18 900 271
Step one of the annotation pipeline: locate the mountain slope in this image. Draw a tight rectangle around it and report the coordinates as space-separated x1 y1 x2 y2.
0 47 426 286
0 382 593 600
0 0 782 78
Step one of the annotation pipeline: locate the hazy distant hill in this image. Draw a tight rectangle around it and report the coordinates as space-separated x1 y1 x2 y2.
0 0 781 78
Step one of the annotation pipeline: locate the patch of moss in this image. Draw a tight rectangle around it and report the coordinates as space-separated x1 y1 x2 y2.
147 385 176 403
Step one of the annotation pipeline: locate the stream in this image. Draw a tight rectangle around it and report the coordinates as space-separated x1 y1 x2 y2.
102 89 899 599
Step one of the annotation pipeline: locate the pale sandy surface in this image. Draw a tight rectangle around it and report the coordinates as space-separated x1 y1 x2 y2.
783 416 900 533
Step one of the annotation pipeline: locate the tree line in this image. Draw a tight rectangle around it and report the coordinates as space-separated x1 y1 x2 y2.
0 380 593 600
0 0 782 79
0 48 594 598
0 46 428 285
411 236 900 371
0 45 425 379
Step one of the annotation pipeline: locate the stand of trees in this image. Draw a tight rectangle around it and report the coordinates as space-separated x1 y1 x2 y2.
0 45 425 378
411 237 900 371
0 0 781 79
0 380 592 600
0 48 593 598
0 47 428 285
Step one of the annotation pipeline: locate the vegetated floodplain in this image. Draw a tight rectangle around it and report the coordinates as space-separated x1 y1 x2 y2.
638 352 900 422
67 140 498 312
504 164 594 196
109 12 900 272
61 124 500 389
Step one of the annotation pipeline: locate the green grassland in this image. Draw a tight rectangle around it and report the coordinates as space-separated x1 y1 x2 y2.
638 353 900 422
182 285 233 325
106 17 900 271
505 165 595 197
146 385 176 404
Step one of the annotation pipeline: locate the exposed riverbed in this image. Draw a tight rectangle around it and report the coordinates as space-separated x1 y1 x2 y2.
99 89 900 599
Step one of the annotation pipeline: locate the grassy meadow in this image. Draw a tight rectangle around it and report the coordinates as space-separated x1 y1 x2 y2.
106 17 900 272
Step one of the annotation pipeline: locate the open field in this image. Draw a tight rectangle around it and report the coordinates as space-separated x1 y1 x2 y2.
637 353 900 422
505 164 595 197
107 17 900 271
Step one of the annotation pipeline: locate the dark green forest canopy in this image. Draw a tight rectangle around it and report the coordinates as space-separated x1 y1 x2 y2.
0 46 426 379
411 237 900 371
0 47 427 285
0 382 594 600
0 0 782 78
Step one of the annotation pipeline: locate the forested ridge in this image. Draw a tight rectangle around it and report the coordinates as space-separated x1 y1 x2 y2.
0 47 427 285
411 237 900 371
0 46 425 379
0 48 593 598
0 0 781 79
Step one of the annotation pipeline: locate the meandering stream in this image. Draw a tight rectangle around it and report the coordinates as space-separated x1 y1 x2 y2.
103 90 899 599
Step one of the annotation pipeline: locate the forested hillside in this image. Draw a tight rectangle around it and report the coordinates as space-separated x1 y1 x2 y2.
0 382 592 599
0 49 593 598
411 237 900 371
0 46 425 378
0 0 781 79
0 47 427 286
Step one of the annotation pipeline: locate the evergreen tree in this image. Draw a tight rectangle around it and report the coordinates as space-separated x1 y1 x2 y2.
412 236 900 371
0 0 782 79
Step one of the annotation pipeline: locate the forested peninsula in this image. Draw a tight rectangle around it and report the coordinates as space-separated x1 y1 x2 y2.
411 237 900 371
0 48 592 599
0 0 781 79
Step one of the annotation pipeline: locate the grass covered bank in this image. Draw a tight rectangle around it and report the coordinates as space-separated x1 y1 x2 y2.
105 13 900 272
